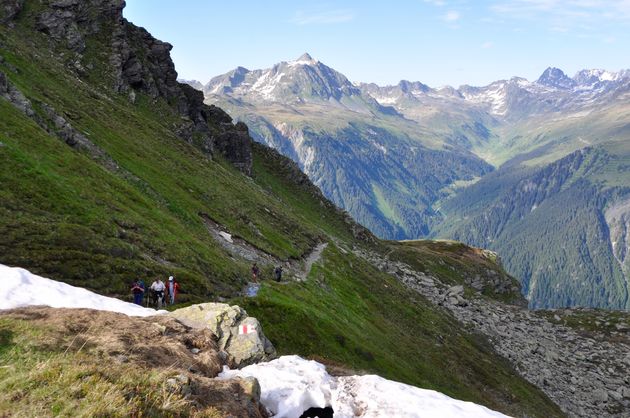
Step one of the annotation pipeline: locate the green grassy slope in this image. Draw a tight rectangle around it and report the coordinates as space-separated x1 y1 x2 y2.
0 4 563 416
0 24 346 299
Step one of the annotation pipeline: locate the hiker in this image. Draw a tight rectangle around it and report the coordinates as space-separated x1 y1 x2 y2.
274 266 283 282
150 277 166 308
166 276 179 305
251 263 260 283
130 279 144 305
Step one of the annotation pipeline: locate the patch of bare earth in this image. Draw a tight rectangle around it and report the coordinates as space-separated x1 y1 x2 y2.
0 306 268 417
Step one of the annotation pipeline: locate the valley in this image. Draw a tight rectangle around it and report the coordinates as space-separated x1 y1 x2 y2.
193 56 630 309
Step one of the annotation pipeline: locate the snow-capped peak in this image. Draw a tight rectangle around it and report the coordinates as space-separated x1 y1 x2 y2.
288 52 319 67
573 69 620 86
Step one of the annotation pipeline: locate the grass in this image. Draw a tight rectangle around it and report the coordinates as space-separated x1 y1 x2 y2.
0 318 195 417
371 182 403 227
237 244 563 418
1 25 354 300
0 312 234 417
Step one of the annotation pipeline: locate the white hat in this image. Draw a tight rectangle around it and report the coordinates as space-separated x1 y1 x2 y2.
169 276 174 281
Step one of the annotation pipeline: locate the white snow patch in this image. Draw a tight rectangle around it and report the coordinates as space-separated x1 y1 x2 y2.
0 264 163 317
219 355 510 418
219 231 233 243
372 95 398 105
288 59 318 67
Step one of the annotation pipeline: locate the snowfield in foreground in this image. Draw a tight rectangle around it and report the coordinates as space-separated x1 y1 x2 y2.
0 264 509 417
0 263 160 316
220 356 510 418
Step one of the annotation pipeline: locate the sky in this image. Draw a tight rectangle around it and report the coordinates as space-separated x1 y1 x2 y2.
124 0 630 87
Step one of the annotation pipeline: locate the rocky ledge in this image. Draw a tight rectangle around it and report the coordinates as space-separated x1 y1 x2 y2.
1 0 252 175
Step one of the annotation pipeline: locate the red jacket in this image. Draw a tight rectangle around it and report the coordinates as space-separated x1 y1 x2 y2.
166 281 180 297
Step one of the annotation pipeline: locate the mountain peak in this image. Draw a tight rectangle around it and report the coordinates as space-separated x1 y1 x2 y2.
537 67 576 89
297 52 315 62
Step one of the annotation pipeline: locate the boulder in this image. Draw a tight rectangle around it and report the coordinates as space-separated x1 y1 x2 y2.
169 303 276 368
592 388 608 403
447 285 464 296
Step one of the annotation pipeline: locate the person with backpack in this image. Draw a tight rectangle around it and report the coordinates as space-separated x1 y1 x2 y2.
274 266 283 282
150 277 166 308
251 263 260 283
166 276 180 305
130 279 145 305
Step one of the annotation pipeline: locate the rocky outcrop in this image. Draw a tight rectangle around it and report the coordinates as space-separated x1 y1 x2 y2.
355 247 630 418
0 0 23 25
35 0 123 53
0 70 35 117
1 0 253 175
169 303 276 368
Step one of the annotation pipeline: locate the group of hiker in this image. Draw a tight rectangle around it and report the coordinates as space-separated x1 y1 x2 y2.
131 264 284 305
130 276 180 308
251 262 283 283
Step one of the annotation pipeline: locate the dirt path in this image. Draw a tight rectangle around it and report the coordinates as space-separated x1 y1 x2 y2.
297 243 328 281
244 243 328 297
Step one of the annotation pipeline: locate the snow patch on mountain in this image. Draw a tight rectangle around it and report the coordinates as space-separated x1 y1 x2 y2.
219 355 509 418
0 264 162 316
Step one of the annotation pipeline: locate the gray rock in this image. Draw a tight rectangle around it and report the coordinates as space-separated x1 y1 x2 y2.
0 0 23 24
609 390 623 402
592 388 609 403
447 285 464 296
169 303 276 368
21 0 253 175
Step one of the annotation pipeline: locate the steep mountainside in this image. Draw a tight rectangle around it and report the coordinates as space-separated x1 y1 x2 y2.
197 58 630 309
0 1 567 416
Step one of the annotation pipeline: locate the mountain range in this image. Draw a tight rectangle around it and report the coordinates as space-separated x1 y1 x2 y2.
188 55 630 310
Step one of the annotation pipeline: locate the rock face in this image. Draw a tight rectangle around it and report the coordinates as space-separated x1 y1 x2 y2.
169 303 276 368
2 0 253 175
0 0 23 24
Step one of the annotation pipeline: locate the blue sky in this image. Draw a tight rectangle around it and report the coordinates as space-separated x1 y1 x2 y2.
124 0 630 87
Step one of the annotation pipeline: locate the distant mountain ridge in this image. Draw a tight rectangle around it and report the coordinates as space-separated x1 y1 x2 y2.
187 58 630 121
187 55 630 309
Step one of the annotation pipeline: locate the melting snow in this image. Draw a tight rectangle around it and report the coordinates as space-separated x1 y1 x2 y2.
0 264 163 317
219 355 510 418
